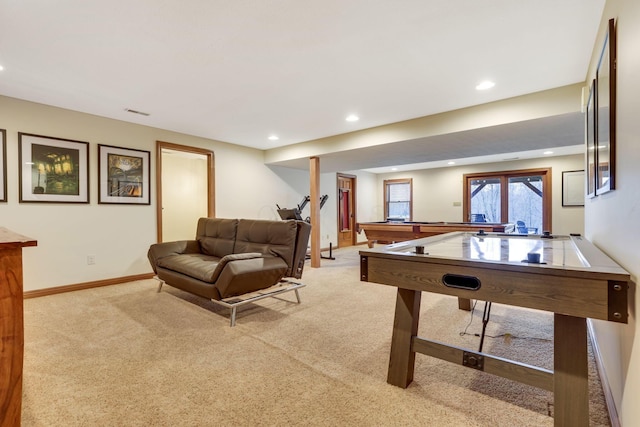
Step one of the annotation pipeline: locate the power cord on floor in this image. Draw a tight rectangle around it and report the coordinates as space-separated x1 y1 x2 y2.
458 301 552 343
459 299 479 337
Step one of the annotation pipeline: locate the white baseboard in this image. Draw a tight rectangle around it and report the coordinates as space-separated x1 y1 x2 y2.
587 319 620 427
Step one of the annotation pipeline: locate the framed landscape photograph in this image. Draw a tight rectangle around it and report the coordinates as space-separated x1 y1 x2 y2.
18 133 89 203
585 79 596 199
562 170 585 207
0 129 6 202
595 18 617 195
98 144 150 205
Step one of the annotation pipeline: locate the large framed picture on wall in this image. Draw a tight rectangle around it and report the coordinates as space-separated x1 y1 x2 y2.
98 144 151 205
595 18 617 195
585 80 596 199
562 170 585 207
18 132 90 203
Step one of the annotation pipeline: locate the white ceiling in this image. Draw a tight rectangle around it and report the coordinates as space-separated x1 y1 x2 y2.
0 0 603 170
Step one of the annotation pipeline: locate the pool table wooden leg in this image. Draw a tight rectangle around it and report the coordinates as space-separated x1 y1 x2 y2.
554 313 588 427
387 288 421 388
458 297 472 311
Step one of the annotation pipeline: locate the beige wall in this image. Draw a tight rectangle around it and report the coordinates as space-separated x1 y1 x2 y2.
267 165 342 248
585 0 640 424
350 170 378 244
375 154 585 235
0 95 306 291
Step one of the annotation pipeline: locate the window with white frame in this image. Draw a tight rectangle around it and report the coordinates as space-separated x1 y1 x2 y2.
384 178 412 221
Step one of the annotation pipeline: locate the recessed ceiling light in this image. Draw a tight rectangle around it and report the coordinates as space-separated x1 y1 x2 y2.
475 81 495 90
543 151 553 155
346 114 359 122
447 161 455 165
268 135 279 141
0 65 4 71
391 167 398 171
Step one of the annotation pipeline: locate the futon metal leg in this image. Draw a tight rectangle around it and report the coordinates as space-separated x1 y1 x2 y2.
156 278 164 293
230 307 237 327
209 281 305 327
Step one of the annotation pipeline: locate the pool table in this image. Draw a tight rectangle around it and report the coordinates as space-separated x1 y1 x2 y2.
356 221 515 248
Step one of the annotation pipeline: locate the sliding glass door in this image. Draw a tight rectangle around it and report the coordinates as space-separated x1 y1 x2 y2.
464 168 551 233
469 177 501 222
507 175 544 233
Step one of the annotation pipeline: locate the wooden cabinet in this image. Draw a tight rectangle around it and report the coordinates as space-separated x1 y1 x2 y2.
0 228 36 427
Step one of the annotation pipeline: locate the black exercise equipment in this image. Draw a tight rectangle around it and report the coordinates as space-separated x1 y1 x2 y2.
277 195 334 260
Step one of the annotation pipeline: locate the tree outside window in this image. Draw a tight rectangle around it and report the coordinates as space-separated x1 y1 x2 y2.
464 169 551 233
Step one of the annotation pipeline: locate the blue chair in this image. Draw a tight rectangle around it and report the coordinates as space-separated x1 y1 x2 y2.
516 220 538 234
470 214 487 222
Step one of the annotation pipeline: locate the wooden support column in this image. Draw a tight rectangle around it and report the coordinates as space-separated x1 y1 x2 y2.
310 156 321 267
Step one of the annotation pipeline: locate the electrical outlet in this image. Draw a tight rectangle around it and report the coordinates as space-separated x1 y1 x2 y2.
87 255 96 265
453 201 462 207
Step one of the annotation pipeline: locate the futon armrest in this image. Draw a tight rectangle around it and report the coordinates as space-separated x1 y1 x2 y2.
215 256 289 298
148 240 201 272
210 252 263 283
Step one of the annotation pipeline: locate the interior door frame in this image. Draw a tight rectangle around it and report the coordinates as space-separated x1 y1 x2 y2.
156 141 215 243
336 173 357 247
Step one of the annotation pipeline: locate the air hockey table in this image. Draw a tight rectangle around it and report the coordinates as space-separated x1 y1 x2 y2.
359 231 629 427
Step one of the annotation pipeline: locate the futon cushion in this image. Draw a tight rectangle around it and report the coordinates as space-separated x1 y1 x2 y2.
156 253 221 283
234 219 297 269
156 252 265 284
196 218 238 257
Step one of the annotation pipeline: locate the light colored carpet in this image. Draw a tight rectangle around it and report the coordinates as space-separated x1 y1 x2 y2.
22 246 609 426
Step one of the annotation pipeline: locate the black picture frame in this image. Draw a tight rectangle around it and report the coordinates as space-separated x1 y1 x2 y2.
595 18 616 195
585 79 596 199
18 132 90 203
562 170 585 207
98 144 151 205
0 129 6 202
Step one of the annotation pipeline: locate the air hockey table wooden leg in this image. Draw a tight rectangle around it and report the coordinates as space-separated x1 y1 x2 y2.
387 288 422 388
458 297 472 311
554 313 588 427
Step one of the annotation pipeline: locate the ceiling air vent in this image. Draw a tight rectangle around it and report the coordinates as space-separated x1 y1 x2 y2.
124 108 150 116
